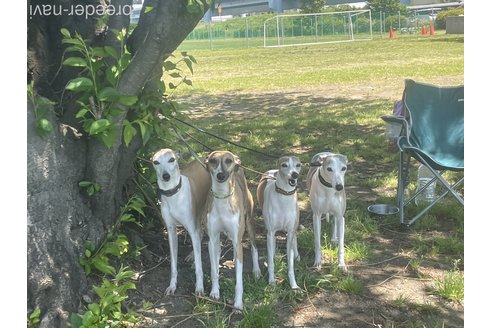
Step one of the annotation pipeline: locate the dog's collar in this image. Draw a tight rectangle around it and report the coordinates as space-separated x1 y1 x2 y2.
318 170 333 188
275 183 297 196
211 189 234 199
157 177 182 199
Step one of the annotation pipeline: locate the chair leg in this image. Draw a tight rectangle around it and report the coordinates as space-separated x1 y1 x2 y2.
397 151 410 225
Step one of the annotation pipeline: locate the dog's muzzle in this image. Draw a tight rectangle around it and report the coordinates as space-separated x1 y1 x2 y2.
288 172 299 187
216 172 227 183
162 172 171 182
335 183 344 191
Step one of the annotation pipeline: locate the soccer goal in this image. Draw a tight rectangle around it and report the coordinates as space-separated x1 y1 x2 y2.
264 10 372 48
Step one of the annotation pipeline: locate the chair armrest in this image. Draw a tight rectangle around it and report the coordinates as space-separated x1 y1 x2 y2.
381 115 405 125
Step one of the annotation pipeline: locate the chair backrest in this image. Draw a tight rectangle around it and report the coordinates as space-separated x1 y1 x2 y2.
403 79 464 168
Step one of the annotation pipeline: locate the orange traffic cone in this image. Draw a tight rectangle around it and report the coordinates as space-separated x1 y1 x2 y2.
429 23 435 36
389 27 394 39
421 24 427 36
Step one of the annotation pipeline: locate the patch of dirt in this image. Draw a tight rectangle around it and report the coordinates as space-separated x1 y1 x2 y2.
126 83 464 327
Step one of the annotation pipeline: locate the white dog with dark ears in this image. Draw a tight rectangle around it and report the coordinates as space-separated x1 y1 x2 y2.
307 151 348 273
257 156 302 289
204 150 261 311
152 148 211 295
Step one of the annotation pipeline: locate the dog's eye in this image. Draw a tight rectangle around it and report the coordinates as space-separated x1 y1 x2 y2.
296 163 301 167
209 158 217 165
225 158 233 164
327 167 333 172
153 160 160 165
281 163 288 168
341 167 347 171
168 158 175 163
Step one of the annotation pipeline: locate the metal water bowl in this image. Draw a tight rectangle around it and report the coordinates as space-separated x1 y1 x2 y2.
367 204 399 216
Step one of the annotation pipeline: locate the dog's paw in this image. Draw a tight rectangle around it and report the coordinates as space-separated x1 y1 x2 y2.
268 278 276 286
209 289 220 300
252 268 261 280
195 286 204 296
339 264 348 275
313 261 322 271
290 283 300 290
165 285 176 295
331 238 339 243
233 301 244 312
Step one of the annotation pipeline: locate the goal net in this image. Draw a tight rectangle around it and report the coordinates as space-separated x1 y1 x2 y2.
264 10 372 48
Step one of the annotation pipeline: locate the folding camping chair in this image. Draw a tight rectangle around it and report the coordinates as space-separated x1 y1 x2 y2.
382 79 464 226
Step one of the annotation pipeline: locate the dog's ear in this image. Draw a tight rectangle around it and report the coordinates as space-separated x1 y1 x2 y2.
174 150 180 160
204 152 213 164
233 154 241 171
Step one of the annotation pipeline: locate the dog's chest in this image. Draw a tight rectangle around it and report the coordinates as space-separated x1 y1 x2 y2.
208 198 241 232
311 185 346 215
160 179 193 224
263 182 298 229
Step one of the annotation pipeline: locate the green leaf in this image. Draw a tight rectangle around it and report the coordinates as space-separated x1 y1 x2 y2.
183 78 193 86
105 66 117 86
75 108 89 119
144 6 154 13
99 127 117 148
60 28 71 38
93 257 115 275
70 313 83 328
36 118 53 136
91 47 106 58
85 249 92 258
63 57 87 67
61 38 84 46
104 46 119 60
87 303 100 316
115 269 135 281
89 119 111 135
78 181 92 188
118 95 138 106
120 213 135 223
183 57 194 74
65 77 93 91
138 121 151 145
98 87 120 101
29 309 41 320
123 122 137 146
169 72 181 78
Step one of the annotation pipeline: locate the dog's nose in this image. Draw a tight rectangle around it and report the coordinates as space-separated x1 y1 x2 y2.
335 184 344 191
291 172 299 179
216 172 226 182
162 173 171 181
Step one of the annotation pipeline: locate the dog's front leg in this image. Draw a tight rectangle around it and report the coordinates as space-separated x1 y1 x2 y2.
329 213 339 243
313 212 323 270
336 215 348 274
286 231 300 289
208 231 221 300
293 233 300 261
190 232 204 295
266 230 276 285
166 224 178 295
232 234 244 311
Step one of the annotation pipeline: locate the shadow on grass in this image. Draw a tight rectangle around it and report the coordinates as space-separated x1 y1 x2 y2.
133 91 463 327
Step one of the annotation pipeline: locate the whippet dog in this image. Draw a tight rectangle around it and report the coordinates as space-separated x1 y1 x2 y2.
152 148 211 295
257 156 302 289
204 150 261 311
307 152 348 273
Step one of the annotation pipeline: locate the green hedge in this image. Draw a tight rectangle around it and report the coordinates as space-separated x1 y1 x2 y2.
435 8 464 30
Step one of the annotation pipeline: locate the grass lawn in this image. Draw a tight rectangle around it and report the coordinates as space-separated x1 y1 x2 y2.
133 33 464 327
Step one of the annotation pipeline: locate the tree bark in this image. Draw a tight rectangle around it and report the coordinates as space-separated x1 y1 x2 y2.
27 0 207 325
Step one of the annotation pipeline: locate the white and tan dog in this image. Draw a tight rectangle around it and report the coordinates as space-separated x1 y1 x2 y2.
256 156 302 289
204 150 261 311
307 151 348 273
152 148 211 295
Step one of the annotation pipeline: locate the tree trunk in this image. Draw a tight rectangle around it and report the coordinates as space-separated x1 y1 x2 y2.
27 0 208 325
